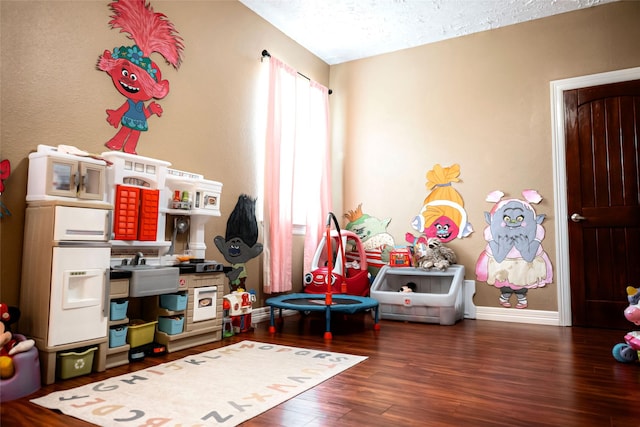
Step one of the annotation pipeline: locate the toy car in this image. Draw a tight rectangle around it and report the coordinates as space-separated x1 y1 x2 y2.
304 229 370 297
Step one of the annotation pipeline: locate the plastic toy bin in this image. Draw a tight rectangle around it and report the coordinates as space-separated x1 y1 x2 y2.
56 347 97 380
109 325 129 348
370 265 465 325
158 315 184 335
127 320 158 348
110 299 129 321
160 293 187 311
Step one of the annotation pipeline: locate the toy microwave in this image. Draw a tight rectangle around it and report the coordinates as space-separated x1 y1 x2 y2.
389 247 412 267
192 179 222 215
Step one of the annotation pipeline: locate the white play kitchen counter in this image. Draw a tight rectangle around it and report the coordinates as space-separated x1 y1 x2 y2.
101 150 222 260
20 145 224 384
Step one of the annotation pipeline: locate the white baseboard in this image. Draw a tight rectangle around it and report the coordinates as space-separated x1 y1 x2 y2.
475 306 561 326
462 280 559 326
251 306 297 326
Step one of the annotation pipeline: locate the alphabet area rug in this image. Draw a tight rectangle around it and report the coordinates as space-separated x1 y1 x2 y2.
31 340 367 426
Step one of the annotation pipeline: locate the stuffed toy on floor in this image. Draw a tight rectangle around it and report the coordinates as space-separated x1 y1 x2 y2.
415 237 457 271
0 304 35 379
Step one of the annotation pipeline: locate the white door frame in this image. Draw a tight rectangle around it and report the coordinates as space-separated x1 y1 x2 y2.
550 67 640 326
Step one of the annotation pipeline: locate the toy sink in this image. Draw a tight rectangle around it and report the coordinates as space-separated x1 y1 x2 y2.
113 265 179 297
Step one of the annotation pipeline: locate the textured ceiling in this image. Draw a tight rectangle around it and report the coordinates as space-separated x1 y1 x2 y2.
240 0 619 65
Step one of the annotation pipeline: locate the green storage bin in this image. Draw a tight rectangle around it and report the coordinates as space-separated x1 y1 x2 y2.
56 347 96 379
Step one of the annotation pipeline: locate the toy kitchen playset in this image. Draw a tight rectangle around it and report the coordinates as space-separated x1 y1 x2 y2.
20 145 225 384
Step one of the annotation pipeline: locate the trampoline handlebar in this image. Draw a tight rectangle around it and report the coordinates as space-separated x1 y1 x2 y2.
325 221 332 305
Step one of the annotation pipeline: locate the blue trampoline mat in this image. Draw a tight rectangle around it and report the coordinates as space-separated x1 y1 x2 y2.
266 293 378 314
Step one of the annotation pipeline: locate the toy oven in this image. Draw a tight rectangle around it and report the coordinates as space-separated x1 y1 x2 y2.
192 286 217 322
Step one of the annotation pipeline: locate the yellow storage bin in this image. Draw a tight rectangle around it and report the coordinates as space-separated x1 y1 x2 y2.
127 320 158 348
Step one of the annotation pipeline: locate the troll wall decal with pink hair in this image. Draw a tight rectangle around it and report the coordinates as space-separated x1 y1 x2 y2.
406 164 473 245
97 0 184 154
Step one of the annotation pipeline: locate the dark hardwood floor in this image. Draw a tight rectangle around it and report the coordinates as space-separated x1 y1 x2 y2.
1 314 639 426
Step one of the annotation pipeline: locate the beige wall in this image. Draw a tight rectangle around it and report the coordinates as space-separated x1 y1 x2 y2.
2 0 639 317
0 0 327 306
331 1 640 310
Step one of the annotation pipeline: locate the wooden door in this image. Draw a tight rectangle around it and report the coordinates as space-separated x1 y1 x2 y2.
564 79 640 329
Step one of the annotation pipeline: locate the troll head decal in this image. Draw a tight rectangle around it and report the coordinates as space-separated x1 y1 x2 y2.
98 0 184 154
407 164 472 245
344 204 394 251
344 204 395 277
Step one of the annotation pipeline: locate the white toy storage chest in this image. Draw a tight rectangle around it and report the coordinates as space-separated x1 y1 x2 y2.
370 265 465 325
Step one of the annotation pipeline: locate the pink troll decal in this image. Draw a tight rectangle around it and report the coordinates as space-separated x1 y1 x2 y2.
97 0 184 154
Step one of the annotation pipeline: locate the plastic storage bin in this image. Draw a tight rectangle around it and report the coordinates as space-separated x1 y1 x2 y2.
56 347 97 380
158 315 184 335
127 320 158 348
370 265 465 325
160 293 187 311
110 299 129 321
109 325 128 348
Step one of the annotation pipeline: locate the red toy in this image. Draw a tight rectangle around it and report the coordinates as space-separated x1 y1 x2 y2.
304 214 370 297
389 248 412 267
224 290 256 333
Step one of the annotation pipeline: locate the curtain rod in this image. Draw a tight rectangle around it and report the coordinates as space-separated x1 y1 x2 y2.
262 49 333 95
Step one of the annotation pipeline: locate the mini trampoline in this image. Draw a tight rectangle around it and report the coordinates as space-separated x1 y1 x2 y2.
266 293 380 340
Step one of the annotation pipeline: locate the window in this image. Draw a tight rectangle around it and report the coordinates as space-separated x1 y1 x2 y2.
260 55 331 293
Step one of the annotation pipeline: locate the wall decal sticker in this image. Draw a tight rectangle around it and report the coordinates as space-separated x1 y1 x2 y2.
475 190 553 309
97 0 184 154
406 163 473 245
344 203 395 277
214 195 264 293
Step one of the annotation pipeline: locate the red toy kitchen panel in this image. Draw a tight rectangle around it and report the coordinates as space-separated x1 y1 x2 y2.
138 188 159 241
113 185 159 241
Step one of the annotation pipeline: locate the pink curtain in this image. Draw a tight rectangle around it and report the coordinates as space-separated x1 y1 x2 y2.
303 81 332 276
263 56 331 294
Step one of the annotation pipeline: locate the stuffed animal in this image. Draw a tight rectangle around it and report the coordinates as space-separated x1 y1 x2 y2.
0 322 16 378
399 282 417 293
0 304 35 379
415 237 457 271
624 286 640 325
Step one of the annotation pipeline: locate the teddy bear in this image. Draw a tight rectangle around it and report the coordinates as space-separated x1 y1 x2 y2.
0 304 35 379
415 237 457 271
